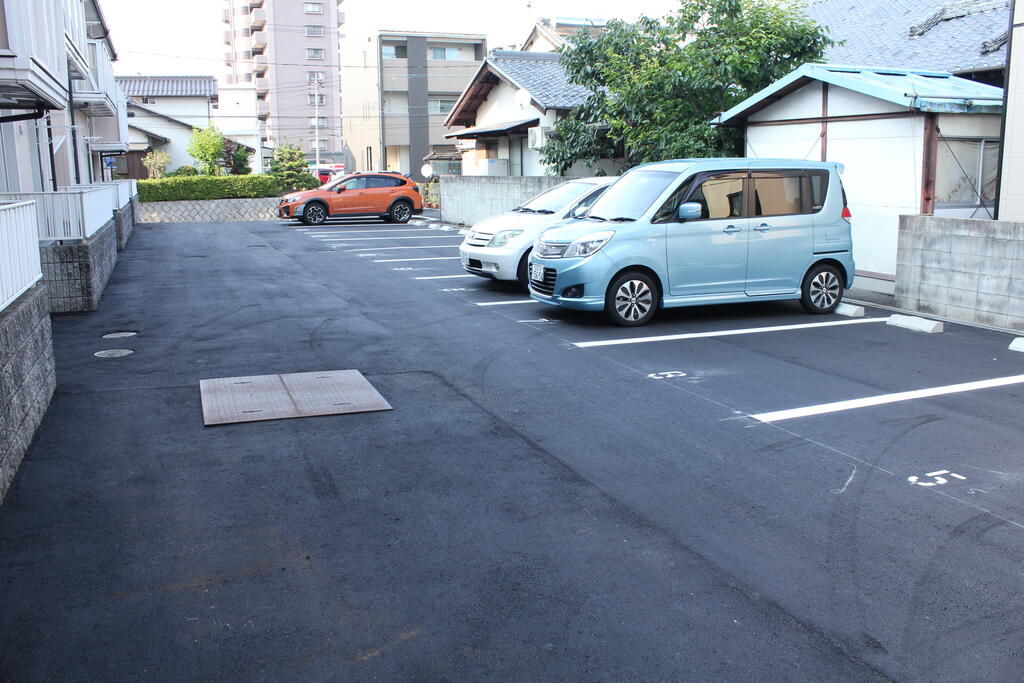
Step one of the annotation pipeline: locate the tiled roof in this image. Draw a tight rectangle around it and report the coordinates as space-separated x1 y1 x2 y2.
804 0 1010 74
115 76 218 98
489 51 591 110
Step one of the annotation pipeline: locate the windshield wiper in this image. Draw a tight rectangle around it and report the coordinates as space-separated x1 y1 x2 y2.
608 217 635 222
586 215 608 221
512 207 537 213
532 209 555 214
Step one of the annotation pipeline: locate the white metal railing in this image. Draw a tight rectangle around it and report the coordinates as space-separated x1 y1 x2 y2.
69 181 131 210
63 0 88 61
0 201 42 311
0 186 117 240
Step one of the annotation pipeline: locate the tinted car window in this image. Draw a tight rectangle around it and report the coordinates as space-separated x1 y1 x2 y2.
652 176 697 223
367 176 403 188
586 171 677 221
343 177 370 190
688 173 746 220
808 171 829 211
752 172 802 217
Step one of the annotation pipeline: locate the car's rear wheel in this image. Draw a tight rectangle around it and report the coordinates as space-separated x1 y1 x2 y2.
516 249 532 290
605 271 658 326
388 201 413 224
800 263 843 314
302 202 327 226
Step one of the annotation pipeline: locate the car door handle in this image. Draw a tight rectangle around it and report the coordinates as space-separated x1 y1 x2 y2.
753 223 771 232
722 225 742 234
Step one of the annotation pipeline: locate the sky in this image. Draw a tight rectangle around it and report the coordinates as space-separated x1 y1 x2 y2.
104 0 681 77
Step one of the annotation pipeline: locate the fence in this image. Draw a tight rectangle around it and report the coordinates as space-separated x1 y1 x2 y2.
0 186 117 240
71 180 134 210
0 201 42 311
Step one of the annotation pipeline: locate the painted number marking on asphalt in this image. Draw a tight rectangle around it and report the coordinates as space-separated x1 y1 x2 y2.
647 371 688 379
908 470 966 487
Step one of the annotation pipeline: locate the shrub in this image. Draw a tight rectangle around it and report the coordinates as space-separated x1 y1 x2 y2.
187 125 226 176
270 143 320 192
138 174 283 202
141 150 170 179
167 165 199 177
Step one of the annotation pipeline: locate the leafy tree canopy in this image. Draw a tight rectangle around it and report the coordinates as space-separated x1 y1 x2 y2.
542 0 834 174
270 143 320 192
187 125 226 176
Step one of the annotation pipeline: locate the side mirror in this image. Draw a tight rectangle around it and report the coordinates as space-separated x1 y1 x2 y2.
335 186 345 193
677 202 702 221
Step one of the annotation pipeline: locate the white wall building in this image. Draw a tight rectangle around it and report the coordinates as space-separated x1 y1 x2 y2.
715 64 1003 293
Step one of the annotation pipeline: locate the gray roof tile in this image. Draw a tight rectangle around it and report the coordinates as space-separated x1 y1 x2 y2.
804 0 1009 74
488 51 591 110
114 76 218 98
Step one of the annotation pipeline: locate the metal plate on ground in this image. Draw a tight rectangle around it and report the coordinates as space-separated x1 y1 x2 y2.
199 369 392 426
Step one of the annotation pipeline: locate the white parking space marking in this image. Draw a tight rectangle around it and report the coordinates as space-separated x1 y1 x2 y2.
306 229 436 235
475 299 536 306
574 318 886 348
321 235 465 242
414 274 476 280
345 245 461 252
373 257 461 263
751 374 1024 423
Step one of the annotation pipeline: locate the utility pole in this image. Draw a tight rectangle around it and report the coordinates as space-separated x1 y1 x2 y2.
312 79 322 167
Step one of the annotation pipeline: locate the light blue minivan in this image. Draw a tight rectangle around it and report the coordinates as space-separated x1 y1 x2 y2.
528 159 855 326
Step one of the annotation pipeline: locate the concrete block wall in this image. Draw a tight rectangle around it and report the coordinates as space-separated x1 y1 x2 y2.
0 282 56 503
138 197 280 223
114 203 133 250
438 175 579 226
39 217 118 313
896 215 1024 330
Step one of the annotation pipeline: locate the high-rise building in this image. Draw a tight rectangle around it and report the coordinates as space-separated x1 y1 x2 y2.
223 0 342 167
340 30 486 181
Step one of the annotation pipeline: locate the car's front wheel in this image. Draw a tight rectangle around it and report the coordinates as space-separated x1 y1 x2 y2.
800 263 843 314
605 271 658 326
387 201 413 224
302 202 327 226
516 249 532 290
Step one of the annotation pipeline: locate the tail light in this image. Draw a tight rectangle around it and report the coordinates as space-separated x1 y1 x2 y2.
841 206 852 220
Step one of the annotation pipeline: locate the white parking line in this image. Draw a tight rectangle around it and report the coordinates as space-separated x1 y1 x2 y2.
475 299 536 306
305 229 436 235
413 274 476 280
321 235 464 242
751 374 1024 423
373 256 462 262
574 318 886 348
345 245 462 252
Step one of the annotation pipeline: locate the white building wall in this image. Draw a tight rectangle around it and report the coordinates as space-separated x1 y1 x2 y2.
999 1 1024 220
138 96 212 128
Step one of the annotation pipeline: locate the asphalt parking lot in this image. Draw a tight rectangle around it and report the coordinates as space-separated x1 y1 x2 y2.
1 215 1023 680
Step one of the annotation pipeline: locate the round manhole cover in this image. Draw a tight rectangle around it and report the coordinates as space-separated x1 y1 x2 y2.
102 331 137 339
94 349 133 358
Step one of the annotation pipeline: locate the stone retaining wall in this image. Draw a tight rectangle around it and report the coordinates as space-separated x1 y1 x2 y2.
0 282 56 504
139 197 280 223
39 216 118 313
114 204 133 250
896 215 1024 331
438 175 579 226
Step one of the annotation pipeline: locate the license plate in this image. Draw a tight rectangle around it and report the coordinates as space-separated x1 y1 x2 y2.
530 263 545 282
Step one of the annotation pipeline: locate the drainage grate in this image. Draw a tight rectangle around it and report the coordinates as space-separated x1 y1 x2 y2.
199 369 392 426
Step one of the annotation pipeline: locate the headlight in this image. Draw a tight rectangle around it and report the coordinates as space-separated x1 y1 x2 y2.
562 230 614 258
487 230 523 247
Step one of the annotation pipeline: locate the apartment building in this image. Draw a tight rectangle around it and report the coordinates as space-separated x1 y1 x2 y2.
341 30 487 181
223 0 343 166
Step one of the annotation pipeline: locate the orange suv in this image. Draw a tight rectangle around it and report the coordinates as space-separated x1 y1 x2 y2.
278 171 423 225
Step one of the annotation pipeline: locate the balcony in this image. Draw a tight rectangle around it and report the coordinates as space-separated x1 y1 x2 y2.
338 11 345 25
257 101 270 118
250 8 266 29
0 0 69 109
222 8 231 22
253 55 269 75
249 0 264 5
0 201 42 312
89 93 129 154
64 0 90 80
0 185 119 241
225 51 234 66
73 40 119 117
255 78 269 95
250 30 267 52
224 29 233 45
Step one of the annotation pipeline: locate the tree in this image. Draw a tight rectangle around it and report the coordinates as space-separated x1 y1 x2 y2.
187 124 226 175
542 0 834 174
220 139 252 175
141 149 171 179
270 143 319 192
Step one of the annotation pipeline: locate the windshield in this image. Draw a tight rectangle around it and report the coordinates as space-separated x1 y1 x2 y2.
585 170 678 221
518 181 596 214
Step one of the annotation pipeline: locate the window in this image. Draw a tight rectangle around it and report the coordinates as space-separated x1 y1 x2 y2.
366 176 403 188
382 44 407 59
586 170 678 221
310 139 327 150
752 172 802 217
308 116 326 128
305 25 324 37
303 2 323 13
307 94 326 106
306 71 325 82
430 46 460 60
306 48 325 60
427 97 457 115
343 176 370 190
936 138 1000 205
688 173 746 220
141 96 156 104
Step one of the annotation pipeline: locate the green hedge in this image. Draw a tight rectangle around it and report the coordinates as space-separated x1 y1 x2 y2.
138 175 283 202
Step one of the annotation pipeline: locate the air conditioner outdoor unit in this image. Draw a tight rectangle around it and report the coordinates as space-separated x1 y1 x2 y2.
528 126 551 150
